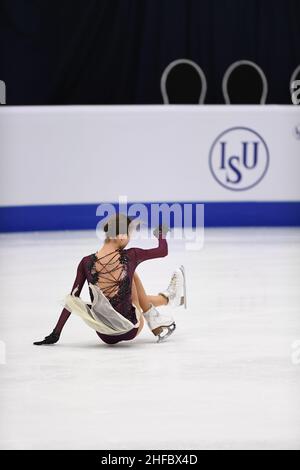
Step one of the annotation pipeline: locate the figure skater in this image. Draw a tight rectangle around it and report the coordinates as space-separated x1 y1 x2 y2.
34 214 186 346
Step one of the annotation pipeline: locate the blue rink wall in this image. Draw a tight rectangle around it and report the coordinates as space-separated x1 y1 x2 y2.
0 201 300 232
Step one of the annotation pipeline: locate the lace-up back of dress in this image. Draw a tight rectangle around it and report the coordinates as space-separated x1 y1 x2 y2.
90 249 128 300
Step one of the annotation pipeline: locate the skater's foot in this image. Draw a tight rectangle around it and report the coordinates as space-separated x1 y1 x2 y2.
143 305 176 343
156 323 176 343
159 265 186 308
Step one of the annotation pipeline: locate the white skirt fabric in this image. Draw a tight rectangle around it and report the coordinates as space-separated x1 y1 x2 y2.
64 283 140 336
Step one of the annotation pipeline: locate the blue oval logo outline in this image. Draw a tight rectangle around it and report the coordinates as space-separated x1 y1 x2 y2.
209 126 270 191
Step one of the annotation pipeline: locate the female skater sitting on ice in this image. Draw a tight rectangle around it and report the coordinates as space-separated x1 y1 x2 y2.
34 214 186 346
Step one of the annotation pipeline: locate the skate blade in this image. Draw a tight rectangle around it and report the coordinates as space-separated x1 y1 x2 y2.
157 323 176 343
179 265 187 309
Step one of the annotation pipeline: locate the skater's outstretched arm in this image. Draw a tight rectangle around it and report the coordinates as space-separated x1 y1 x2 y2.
33 258 87 345
129 226 169 267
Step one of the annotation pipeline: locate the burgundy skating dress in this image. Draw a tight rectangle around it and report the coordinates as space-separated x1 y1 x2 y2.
53 233 168 344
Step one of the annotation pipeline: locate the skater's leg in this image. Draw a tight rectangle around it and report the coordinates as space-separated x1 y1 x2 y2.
147 294 168 307
132 273 151 312
133 273 175 342
132 273 168 310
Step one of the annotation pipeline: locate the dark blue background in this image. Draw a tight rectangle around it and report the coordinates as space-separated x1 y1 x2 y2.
1 0 299 105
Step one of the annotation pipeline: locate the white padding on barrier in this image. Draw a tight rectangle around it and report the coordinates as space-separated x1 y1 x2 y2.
0 105 299 205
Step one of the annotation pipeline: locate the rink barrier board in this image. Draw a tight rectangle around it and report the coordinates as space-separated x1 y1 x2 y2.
0 202 300 232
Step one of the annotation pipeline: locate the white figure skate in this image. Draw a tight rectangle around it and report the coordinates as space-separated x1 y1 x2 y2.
159 265 187 308
143 305 176 343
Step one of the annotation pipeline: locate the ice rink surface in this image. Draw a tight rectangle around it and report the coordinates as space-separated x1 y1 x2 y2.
0 227 299 450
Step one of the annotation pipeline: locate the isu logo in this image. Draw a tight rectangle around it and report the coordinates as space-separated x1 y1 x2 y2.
209 127 270 191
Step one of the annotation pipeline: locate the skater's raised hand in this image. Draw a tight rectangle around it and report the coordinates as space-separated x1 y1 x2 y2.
33 330 60 345
153 224 170 238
